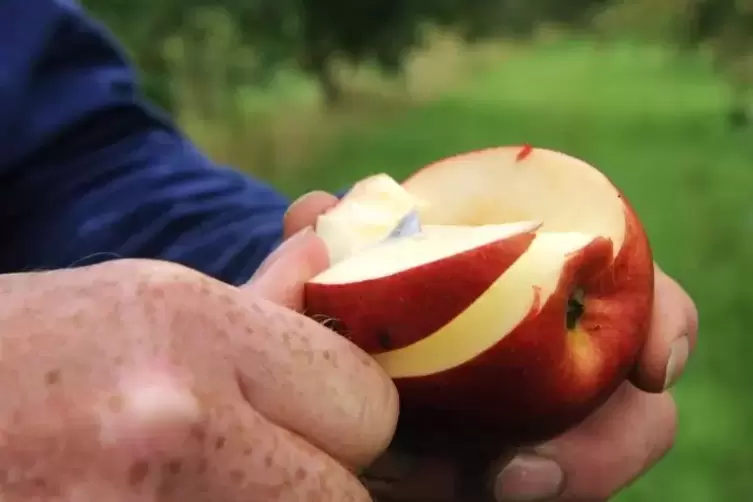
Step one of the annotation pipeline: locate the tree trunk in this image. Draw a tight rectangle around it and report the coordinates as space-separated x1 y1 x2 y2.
317 65 342 108
301 42 342 108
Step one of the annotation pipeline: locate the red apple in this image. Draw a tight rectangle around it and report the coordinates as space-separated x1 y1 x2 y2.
304 146 654 445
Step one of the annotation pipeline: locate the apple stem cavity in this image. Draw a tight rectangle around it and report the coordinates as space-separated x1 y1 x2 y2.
566 287 586 330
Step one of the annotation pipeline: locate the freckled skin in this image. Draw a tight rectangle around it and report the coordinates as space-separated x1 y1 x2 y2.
0 259 398 501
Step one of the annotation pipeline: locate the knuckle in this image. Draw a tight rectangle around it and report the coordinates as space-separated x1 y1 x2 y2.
86 258 208 295
98 259 231 338
128 259 218 306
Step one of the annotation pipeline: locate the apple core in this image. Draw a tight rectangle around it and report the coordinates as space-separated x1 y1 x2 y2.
566 288 586 330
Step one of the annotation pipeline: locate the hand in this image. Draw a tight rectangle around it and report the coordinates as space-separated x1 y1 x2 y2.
286 191 699 502
0 236 398 501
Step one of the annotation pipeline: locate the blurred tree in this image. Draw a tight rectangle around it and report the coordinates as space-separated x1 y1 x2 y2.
593 0 753 128
82 0 618 110
81 0 188 112
255 0 616 106
81 0 292 112
684 0 753 127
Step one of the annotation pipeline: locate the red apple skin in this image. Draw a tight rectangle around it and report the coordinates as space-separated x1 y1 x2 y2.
304 231 536 354
395 206 653 446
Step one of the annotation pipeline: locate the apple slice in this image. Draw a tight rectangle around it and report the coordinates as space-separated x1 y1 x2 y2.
316 173 427 265
307 221 540 353
304 146 654 445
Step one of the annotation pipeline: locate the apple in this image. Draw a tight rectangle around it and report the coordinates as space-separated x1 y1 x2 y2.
304 146 654 445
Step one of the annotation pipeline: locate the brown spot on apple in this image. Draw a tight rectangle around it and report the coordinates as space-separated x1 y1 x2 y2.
376 329 394 350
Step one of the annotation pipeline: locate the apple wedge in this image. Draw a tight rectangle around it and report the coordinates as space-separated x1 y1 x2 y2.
304 146 654 444
307 221 540 353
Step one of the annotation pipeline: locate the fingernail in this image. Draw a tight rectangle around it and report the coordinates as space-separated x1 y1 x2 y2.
494 454 564 502
664 335 689 389
280 226 314 249
250 227 313 280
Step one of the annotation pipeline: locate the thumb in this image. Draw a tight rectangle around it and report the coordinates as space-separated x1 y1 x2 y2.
284 191 339 239
244 228 330 311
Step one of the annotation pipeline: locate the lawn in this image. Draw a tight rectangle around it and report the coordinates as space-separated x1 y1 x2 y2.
264 39 753 501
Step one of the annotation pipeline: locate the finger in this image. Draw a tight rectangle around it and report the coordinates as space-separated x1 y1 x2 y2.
494 383 677 502
630 264 699 393
161 398 373 502
245 228 330 311
284 191 339 239
227 294 399 470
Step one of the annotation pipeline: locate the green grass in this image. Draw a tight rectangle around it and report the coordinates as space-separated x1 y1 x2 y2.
272 40 753 501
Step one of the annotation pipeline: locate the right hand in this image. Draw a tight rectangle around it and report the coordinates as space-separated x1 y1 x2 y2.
284 192 698 502
0 229 398 501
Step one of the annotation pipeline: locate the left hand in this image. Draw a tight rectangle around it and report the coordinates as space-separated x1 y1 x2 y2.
283 191 699 502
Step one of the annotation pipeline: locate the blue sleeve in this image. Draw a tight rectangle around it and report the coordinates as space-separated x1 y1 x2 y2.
0 0 289 285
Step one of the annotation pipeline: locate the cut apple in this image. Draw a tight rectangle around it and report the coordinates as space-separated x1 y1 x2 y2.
304 146 654 445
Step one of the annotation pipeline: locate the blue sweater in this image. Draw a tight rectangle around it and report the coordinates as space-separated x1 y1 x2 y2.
0 0 289 285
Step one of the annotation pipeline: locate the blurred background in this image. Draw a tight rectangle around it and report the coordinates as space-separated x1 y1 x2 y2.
82 0 752 499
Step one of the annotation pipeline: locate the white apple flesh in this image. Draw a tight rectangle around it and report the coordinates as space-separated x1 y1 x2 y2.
304 146 654 445
315 173 427 265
